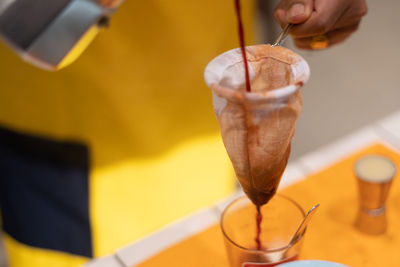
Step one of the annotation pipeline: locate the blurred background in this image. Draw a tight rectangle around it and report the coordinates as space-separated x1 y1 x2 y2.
0 0 399 266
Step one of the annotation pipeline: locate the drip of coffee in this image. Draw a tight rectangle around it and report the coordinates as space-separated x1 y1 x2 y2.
255 205 263 250
234 0 262 248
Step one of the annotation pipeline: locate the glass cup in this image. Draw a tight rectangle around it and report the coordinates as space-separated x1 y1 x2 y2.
221 195 306 267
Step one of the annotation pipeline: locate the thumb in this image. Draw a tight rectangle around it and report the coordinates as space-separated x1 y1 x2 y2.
285 0 313 24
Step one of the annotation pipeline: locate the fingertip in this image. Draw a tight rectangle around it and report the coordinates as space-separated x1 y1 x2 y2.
288 14 309 24
286 3 312 24
274 8 287 26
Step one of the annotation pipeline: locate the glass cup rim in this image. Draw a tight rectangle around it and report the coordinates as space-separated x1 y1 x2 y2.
220 194 306 253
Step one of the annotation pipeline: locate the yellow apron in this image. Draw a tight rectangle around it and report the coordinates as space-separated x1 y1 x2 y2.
0 0 254 266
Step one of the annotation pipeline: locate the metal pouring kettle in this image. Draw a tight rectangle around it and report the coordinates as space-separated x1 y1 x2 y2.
0 0 123 71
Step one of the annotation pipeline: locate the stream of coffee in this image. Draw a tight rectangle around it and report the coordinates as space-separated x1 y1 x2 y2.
234 0 251 92
255 205 263 250
234 0 262 249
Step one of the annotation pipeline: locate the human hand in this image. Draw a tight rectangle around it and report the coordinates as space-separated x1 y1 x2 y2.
274 0 368 49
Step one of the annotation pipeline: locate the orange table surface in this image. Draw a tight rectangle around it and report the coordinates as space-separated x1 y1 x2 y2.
138 143 400 267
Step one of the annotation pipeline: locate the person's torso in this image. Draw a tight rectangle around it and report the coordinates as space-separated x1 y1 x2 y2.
0 0 254 265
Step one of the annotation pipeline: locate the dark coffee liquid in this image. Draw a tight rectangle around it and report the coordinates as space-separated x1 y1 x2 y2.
234 0 251 92
235 0 261 251
243 254 299 267
255 205 263 250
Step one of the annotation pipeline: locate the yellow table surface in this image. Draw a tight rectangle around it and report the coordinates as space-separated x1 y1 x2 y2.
138 143 400 267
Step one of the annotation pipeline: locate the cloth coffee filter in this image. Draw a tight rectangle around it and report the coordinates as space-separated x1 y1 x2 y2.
204 44 310 205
